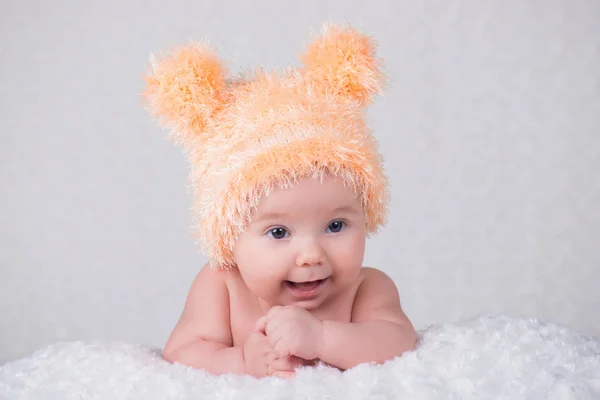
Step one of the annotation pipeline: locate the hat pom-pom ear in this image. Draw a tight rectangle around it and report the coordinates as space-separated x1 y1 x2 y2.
143 43 227 147
301 22 384 106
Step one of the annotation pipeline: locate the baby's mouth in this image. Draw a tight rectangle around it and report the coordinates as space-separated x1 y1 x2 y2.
285 278 327 293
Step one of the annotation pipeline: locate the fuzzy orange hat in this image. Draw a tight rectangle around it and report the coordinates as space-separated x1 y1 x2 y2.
143 22 389 268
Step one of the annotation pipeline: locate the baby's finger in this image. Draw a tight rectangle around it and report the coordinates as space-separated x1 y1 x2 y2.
264 320 286 340
271 370 295 379
273 337 292 358
254 316 267 332
266 305 284 320
269 356 294 372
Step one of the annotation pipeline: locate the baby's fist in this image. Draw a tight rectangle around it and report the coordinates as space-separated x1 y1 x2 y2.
257 306 323 361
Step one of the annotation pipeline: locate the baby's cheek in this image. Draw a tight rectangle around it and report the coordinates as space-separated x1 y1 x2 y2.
249 270 286 299
337 263 362 282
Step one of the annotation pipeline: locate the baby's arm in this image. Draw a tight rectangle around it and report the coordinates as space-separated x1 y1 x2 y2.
317 268 417 370
162 265 245 374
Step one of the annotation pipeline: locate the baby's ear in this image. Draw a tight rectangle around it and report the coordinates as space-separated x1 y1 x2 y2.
142 42 227 148
300 22 384 106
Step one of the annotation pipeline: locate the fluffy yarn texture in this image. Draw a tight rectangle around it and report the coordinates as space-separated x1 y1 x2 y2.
2 315 599 399
142 22 389 268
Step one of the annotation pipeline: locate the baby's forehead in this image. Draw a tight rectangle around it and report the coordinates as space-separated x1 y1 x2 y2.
251 198 363 222
244 173 365 227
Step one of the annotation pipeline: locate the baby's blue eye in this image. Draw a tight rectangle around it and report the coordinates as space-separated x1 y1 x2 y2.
268 227 289 239
327 220 345 233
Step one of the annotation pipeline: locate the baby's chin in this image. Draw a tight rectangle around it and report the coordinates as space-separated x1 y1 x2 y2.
279 298 327 312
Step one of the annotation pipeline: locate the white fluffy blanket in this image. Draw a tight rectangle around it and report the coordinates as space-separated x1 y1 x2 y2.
1 315 599 399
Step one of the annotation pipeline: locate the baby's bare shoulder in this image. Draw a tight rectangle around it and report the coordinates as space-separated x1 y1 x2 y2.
352 267 405 323
358 267 398 289
191 265 252 308
163 264 234 354
191 263 245 289
188 263 228 292
179 264 232 320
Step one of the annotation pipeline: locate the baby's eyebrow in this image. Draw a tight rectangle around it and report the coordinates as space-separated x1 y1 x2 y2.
253 204 361 223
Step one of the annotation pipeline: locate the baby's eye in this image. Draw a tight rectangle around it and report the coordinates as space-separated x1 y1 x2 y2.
267 227 289 239
327 220 345 233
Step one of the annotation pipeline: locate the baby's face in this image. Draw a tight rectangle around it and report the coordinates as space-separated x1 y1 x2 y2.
233 174 366 311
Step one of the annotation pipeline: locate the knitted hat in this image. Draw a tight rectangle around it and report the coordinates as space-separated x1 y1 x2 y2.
142 22 389 268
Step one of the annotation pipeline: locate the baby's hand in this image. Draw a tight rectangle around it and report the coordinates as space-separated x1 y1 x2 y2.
256 305 323 361
242 329 275 378
243 319 300 379
268 355 306 379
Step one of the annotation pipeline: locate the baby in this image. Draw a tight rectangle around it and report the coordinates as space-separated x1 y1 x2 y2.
143 22 417 378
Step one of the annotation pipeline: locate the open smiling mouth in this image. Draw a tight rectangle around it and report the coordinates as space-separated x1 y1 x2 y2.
284 278 328 295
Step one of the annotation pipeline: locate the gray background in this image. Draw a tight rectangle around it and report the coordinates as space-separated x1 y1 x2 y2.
1 0 599 364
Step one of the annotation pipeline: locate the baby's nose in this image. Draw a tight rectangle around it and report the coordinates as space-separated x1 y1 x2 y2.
295 238 324 267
